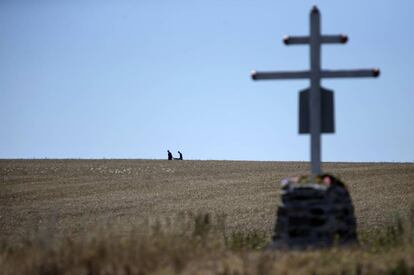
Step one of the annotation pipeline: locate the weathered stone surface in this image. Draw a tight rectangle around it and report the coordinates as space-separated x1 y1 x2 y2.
270 176 357 249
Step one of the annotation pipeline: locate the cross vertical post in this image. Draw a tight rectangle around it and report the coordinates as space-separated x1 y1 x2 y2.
251 6 380 177
310 7 322 175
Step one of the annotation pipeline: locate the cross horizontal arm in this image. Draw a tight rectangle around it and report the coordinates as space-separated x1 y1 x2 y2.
321 68 380 78
321 35 348 44
283 36 308 45
283 34 348 45
251 70 310 80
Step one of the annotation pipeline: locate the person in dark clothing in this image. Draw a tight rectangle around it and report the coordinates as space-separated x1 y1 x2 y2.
167 150 173 160
178 151 183 160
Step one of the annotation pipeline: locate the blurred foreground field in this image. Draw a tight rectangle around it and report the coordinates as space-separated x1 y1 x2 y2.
1 159 414 274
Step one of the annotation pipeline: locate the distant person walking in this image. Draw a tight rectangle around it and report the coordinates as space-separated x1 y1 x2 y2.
167 150 173 160
178 151 183 160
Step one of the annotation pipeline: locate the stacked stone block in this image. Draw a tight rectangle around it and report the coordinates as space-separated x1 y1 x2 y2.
271 176 357 249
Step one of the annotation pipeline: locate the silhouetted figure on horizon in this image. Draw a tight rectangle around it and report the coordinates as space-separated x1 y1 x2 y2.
173 151 183 160
167 150 173 160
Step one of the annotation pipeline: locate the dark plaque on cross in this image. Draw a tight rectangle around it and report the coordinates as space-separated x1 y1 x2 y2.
299 87 334 134
251 6 380 176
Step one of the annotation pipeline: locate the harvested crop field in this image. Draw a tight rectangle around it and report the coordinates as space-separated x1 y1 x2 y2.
1 160 414 240
1 159 414 274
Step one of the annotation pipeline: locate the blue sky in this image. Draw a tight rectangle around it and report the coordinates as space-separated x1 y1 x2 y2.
1 0 413 162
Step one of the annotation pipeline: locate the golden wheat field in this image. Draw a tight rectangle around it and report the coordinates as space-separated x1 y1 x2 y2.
1 159 414 274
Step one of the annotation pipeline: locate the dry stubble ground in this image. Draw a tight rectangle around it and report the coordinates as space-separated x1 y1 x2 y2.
1 159 414 274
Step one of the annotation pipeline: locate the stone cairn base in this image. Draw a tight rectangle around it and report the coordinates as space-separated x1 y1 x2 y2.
270 174 357 249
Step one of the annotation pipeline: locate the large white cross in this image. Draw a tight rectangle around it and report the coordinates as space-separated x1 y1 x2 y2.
251 6 380 176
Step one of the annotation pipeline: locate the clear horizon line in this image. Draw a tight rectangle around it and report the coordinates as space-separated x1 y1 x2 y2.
0 158 412 164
